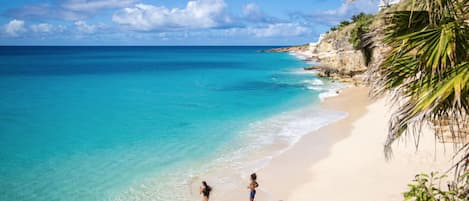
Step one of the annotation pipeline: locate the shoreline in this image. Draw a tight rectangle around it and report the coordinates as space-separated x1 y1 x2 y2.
185 53 349 201
188 87 349 201
188 52 368 201
192 86 367 201
255 86 371 201
252 86 453 201
190 52 452 201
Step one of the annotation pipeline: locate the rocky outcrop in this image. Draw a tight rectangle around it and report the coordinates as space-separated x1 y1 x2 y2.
303 65 367 86
262 12 391 86
262 44 310 53
305 24 368 85
282 13 390 86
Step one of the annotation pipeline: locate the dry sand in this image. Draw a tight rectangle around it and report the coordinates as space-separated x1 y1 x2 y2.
195 87 455 201
254 87 454 201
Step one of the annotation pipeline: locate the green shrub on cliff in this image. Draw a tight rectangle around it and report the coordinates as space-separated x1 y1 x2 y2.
326 12 375 65
338 20 351 30
348 13 375 66
329 20 352 32
349 13 375 50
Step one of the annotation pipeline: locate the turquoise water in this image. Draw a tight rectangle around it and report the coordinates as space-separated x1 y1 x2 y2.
0 46 344 201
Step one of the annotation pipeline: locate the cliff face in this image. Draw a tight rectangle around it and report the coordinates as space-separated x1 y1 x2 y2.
302 13 390 85
310 25 367 78
264 13 390 85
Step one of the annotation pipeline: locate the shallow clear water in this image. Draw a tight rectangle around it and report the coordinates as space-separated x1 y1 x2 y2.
0 46 344 201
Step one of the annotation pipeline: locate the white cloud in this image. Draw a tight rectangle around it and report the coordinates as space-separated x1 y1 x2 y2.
30 23 53 33
112 0 229 31
74 21 97 34
4 19 27 37
63 0 135 12
243 3 262 17
309 0 379 25
6 0 135 22
248 23 311 37
30 23 67 33
325 0 378 16
242 3 279 24
224 23 311 38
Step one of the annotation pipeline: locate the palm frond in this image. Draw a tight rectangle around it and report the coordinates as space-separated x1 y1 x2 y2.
370 0 469 176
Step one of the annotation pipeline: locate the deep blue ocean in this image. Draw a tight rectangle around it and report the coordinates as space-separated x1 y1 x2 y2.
0 46 345 201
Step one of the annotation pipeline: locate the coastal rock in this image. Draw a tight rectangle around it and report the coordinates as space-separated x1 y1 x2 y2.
309 64 367 86
303 66 321 71
262 44 310 53
307 25 368 85
285 14 389 86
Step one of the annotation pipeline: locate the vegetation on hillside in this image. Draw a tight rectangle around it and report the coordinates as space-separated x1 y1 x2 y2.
330 20 351 32
348 13 375 66
326 12 375 65
327 12 374 33
348 13 374 50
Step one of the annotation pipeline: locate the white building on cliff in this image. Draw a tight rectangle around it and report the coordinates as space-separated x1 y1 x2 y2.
379 0 401 9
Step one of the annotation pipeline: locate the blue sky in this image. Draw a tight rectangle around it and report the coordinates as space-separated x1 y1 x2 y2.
0 0 380 45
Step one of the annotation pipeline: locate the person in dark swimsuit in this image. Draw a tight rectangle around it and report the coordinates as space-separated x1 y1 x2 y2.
200 181 212 201
248 173 259 201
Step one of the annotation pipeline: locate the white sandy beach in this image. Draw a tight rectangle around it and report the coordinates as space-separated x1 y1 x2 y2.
191 87 455 201
251 87 454 201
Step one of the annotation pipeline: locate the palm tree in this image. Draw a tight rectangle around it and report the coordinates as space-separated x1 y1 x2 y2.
369 0 469 176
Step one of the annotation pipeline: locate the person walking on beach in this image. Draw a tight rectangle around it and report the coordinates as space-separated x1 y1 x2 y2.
247 173 259 201
200 181 212 201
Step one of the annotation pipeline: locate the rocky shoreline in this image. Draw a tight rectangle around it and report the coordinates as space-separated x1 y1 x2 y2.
302 65 366 86
261 44 310 53
264 14 388 87
265 43 367 86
